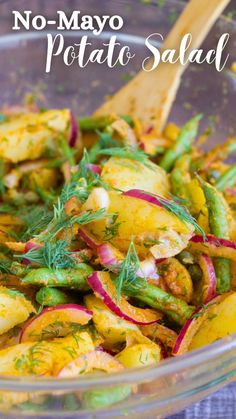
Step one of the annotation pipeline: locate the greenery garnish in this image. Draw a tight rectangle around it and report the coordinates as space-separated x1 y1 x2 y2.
144 191 206 238
97 146 154 170
20 207 53 241
115 241 141 301
16 240 76 270
103 213 121 241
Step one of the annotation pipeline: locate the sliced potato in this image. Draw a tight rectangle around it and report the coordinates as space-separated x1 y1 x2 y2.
116 343 161 368
84 294 139 347
85 191 194 258
0 287 35 335
0 332 94 376
189 292 236 351
0 109 71 163
101 157 169 196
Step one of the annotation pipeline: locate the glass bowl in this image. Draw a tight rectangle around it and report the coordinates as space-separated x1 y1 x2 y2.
0 0 236 417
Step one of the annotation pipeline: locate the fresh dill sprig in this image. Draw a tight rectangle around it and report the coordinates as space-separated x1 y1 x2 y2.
115 241 141 301
96 130 121 149
103 213 121 241
16 240 75 270
0 258 13 274
143 191 206 238
35 185 56 204
97 146 154 170
0 203 17 214
20 207 53 241
39 205 107 240
59 149 109 205
87 130 121 163
58 136 76 166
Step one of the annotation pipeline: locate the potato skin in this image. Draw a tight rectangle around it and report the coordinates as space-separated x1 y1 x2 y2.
189 292 236 350
116 343 161 368
84 295 139 347
0 287 35 335
85 191 194 258
0 109 71 163
101 157 170 196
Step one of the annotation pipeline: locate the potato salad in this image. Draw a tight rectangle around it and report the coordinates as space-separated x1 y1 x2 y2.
0 105 236 396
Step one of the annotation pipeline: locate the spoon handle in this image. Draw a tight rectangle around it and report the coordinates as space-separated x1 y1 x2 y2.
95 0 230 133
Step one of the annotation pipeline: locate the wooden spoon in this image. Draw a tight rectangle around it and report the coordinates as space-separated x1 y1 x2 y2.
95 0 230 133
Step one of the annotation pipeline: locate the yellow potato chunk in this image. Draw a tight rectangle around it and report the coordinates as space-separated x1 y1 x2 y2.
190 293 236 351
0 332 94 376
0 109 71 163
116 343 161 368
101 157 170 196
0 287 35 335
84 295 139 347
85 191 194 258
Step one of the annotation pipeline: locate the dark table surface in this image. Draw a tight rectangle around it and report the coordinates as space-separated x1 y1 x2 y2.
0 1 236 418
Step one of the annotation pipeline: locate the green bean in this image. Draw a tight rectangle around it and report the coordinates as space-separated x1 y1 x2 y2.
215 164 236 191
78 116 113 131
9 262 29 277
78 115 133 131
36 287 75 306
160 115 202 172
192 138 236 173
199 178 231 293
177 251 195 266
122 278 194 325
81 385 131 409
170 167 189 199
188 264 203 283
22 264 93 291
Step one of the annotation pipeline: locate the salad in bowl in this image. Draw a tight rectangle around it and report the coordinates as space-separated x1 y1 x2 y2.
0 104 235 409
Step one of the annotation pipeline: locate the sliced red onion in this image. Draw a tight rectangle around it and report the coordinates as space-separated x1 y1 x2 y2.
172 296 222 356
226 188 236 196
20 304 92 343
85 163 102 175
87 271 161 325
97 243 123 272
78 228 101 250
190 234 236 261
155 258 166 264
123 189 164 208
198 254 217 304
97 242 159 279
23 241 43 265
69 111 78 147
191 234 236 249
138 256 159 280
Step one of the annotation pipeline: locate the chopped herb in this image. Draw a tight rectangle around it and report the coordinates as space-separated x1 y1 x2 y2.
143 191 206 238
115 241 141 301
58 135 76 166
103 213 121 240
0 258 12 274
39 204 107 240
16 239 76 270
20 207 53 241
97 146 154 170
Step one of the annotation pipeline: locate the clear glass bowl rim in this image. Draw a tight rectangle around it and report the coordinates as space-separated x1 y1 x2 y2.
0 0 235 392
